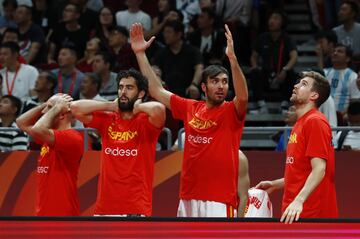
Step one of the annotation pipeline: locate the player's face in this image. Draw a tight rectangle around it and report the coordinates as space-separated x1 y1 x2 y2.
290 77 316 105
118 77 140 112
202 73 229 106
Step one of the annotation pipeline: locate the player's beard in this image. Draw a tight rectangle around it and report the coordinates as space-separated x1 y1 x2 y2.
118 95 138 112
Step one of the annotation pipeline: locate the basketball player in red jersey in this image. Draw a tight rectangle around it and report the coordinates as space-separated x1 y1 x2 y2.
256 71 338 223
71 69 165 216
131 23 248 217
16 94 84 216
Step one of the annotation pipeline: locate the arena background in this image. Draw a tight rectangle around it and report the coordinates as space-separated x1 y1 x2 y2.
0 151 359 218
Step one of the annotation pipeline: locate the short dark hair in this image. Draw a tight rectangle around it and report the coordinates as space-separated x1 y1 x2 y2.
201 65 229 85
0 41 20 54
17 4 33 16
95 51 114 69
302 71 330 108
2 0 17 8
268 9 287 29
110 25 129 38
117 68 149 101
1 95 22 116
315 30 338 44
84 72 102 91
343 0 359 19
164 20 185 34
201 7 216 21
348 100 360 115
65 3 81 14
59 43 78 59
41 71 57 92
334 43 353 58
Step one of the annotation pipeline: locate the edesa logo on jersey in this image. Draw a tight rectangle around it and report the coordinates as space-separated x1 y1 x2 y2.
107 125 138 141
189 116 217 129
288 133 297 144
40 146 50 157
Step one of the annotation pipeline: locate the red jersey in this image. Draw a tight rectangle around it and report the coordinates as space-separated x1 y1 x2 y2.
283 109 338 218
86 111 162 216
170 95 245 208
36 129 83 216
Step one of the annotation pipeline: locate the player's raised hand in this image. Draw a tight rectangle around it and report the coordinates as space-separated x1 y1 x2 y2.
130 23 155 54
225 24 236 60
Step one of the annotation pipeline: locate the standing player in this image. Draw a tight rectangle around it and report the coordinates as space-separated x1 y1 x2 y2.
130 23 248 217
71 69 165 216
256 71 338 223
16 94 84 216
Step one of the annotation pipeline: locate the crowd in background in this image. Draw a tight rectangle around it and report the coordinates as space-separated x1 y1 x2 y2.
0 0 359 152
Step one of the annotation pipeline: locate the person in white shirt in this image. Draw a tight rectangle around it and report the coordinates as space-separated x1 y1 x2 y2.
324 44 360 115
115 0 151 31
336 100 360 151
0 41 38 101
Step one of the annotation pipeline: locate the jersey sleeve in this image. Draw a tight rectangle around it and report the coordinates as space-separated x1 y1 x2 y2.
170 94 192 121
304 117 332 161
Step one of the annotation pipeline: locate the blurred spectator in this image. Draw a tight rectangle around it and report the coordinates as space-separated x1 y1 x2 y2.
250 10 298 114
90 6 116 50
145 0 179 43
80 72 106 101
0 94 28 151
199 0 215 10
333 1 360 58
323 0 342 29
115 0 151 31
153 20 203 98
274 105 296 152
14 4 46 64
0 27 26 67
69 0 98 32
108 25 138 72
32 0 56 37
92 51 118 101
51 45 84 100
86 0 104 12
187 7 226 66
0 0 17 34
335 100 360 150
310 67 338 128
174 0 201 30
315 30 337 69
77 37 103 73
22 70 56 113
215 0 252 64
47 3 88 63
324 44 360 117
0 41 38 100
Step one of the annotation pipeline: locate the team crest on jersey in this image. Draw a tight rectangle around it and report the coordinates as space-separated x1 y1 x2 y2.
40 146 50 157
288 133 297 144
189 116 217 130
107 125 138 141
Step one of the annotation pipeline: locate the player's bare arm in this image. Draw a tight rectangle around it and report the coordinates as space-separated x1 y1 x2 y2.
71 99 118 125
30 94 72 146
16 103 47 137
255 178 284 195
224 24 248 117
237 150 250 217
280 157 326 224
131 22 173 109
133 98 166 128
